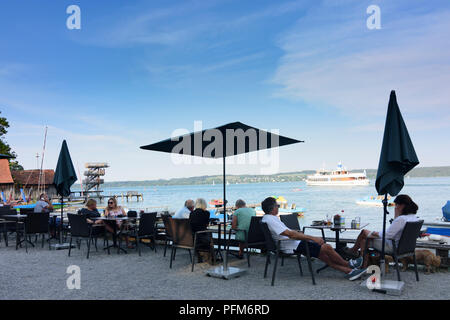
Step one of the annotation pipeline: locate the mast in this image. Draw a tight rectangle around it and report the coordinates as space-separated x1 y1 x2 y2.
38 126 48 195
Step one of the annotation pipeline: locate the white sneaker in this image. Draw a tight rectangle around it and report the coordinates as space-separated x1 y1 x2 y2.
346 268 367 281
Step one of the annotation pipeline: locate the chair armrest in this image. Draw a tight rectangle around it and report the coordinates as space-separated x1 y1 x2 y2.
276 239 292 252
195 230 214 234
228 228 247 242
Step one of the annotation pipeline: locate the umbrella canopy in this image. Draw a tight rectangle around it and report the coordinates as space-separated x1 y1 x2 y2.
375 91 419 196
53 140 77 197
0 154 13 159
141 121 302 157
375 90 419 277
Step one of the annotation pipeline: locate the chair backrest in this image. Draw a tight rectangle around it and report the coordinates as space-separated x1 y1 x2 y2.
247 216 265 244
0 205 11 213
68 214 91 238
138 212 157 236
0 208 17 216
25 213 49 234
162 214 173 238
280 214 300 231
20 208 35 215
396 220 424 255
171 218 194 248
260 221 277 252
127 210 137 218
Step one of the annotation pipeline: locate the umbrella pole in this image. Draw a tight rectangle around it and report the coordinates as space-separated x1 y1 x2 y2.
60 196 63 244
205 147 245 279
222 153 229 272
380 193 388 277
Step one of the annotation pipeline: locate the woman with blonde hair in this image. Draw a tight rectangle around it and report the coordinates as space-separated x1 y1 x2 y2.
79 198 105 236
104 197 126 218
189 198 209 233
104 197 131 248
79 199 102 224
189 198 214 263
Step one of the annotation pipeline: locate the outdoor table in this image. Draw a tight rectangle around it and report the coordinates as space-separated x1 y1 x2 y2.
91 216 138 254
3 214 32 248
303 222 369 254
303 222 369 273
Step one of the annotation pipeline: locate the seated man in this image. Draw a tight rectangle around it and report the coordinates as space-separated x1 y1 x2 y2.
173 199 194 219
34 193 54 213
231 199 256 259
261 197 366 281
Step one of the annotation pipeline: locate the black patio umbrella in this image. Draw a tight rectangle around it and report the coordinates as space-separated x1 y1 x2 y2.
375 90 419 274
141 121 303 278
53 140 77 244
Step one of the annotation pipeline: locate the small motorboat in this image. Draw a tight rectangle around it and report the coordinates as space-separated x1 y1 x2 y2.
209 199 224 207
13 202 67 210
356 195 394 207
254 206 305 217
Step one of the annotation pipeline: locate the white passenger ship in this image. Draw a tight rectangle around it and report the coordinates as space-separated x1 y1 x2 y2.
306 163 370 186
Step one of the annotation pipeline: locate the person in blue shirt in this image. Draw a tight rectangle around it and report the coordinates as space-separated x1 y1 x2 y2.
34 193 54 213
173 199 194 219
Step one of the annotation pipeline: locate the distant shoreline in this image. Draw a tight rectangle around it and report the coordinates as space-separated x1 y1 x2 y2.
73 166 450 188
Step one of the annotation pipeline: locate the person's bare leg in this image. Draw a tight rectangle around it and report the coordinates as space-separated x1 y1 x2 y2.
362 238 373 268
318 248 352 274
104 224 114 233
238 243 245 256
321 244 351 268
350 229 370 253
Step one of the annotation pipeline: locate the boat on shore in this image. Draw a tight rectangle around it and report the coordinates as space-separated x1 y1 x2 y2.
356 195 394 207
254 206 305 217
306 162 369 186
423 201 450 237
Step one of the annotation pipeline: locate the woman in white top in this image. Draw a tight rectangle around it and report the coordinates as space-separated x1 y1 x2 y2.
104 197 132 248
347 194 419 267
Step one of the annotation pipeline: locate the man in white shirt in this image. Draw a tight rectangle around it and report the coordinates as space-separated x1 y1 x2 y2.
34 193 54 213
261 197 366 281
173 199 194 219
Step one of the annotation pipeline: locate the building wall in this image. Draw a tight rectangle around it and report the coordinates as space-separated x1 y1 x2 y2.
14 185 57 201
0 184 15 201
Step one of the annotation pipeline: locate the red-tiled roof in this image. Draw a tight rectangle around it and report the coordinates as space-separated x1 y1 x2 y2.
0 159 14 184
11 170 55 186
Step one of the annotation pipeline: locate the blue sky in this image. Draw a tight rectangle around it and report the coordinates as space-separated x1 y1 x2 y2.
1 0 449 181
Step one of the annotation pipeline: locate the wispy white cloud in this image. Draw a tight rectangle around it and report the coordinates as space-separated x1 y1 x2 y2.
272 2 450 121
144 52 265 84
83 0 307 48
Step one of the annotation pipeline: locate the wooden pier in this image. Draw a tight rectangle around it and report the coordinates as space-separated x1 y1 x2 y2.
70 190 144 203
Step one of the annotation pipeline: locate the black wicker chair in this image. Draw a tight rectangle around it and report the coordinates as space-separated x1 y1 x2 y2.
364 220 423 282
260 221 316 286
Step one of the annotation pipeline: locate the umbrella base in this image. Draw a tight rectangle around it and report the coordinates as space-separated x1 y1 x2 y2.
50 243 76 250
361 279 405 296
206 266 246 280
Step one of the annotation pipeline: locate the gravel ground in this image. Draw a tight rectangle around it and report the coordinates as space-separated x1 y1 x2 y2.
0 237 449 300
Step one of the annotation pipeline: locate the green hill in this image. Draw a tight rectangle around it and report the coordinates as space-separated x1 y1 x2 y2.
86 166 450 188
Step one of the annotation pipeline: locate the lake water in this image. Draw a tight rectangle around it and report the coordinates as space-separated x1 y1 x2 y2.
98 177 450 238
